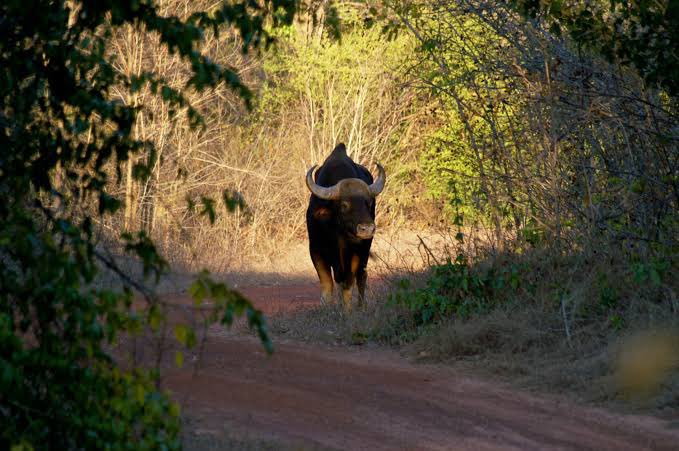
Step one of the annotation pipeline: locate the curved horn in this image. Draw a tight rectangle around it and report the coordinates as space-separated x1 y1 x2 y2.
306 165 341 200
368 163 386 197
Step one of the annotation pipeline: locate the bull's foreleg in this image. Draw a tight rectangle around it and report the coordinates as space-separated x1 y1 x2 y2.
340 280 354 312
340 254 364 312
311 252 334 305
356 268 367 308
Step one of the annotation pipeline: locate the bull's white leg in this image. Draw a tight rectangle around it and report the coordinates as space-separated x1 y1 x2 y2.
320 282 333 305
341 283 353 312
311 252 334 305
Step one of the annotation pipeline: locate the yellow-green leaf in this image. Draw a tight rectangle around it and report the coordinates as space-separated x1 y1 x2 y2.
169 402 181 418
174 324 188 345
135 384 145 404
11 443 35 451
189 280 206 306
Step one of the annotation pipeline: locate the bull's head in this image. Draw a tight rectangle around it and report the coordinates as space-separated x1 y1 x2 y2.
306 164 386 240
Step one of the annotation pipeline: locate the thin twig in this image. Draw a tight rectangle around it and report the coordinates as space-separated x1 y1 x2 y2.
560 292 573 349
417 234 441 266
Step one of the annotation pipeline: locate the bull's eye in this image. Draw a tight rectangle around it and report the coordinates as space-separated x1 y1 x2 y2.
341 201 351 211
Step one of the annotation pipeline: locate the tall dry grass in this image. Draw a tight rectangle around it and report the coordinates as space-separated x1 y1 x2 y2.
97 0 429 274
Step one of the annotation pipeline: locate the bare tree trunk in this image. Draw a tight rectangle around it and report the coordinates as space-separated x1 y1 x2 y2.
124 157 135 230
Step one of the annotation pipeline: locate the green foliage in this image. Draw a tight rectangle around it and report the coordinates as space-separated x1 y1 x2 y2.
403 0 678 256
260 6 410 113
387 176 522 326
631 259 670 288
413 8 528 226
190 270 272 353
508 0 679 95
388 0 677 359
0 0 295 448
391 254 524 326
256 3 416 158
421 126 482 221
596 272 620 310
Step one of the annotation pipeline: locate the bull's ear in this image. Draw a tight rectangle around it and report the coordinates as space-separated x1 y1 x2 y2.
312 207 332 220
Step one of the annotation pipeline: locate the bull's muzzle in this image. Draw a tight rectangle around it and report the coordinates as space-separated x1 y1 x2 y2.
356 223 376 240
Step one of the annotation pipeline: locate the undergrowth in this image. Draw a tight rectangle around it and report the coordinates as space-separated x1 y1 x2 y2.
389 253 526 325
272 241 679 413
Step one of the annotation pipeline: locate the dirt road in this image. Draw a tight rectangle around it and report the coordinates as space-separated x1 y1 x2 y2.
162 285 679 450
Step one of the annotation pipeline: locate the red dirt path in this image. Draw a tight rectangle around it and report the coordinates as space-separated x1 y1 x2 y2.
162 284 679 450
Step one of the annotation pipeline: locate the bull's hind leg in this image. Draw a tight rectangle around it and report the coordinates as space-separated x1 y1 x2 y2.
311 251 333 305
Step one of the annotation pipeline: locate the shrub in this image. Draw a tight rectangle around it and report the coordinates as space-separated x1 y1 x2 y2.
0 0 294 448
391 254 524 325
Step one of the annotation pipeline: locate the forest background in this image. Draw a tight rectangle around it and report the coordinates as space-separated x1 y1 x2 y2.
102 0 679 361
2 0 677 448
102 0 679 280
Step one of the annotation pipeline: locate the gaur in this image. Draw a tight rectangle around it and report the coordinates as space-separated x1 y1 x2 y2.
305 143 385 311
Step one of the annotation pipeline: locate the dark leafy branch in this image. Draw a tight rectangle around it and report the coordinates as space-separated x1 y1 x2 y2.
1 0 296 448
505 0 679 95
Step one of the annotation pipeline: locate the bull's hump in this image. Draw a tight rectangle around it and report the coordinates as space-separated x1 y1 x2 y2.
330 143 347 158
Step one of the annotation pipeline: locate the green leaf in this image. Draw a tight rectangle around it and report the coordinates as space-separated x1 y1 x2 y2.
169 402 181 417
200 196 216 224
10 443 34 451
174 324 188 345
135 384 146 404
222 190 246 212
2 0 297 445
189 280 207 305
148 305 162 332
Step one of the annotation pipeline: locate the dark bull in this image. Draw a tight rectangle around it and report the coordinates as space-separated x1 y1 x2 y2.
305 143 386 311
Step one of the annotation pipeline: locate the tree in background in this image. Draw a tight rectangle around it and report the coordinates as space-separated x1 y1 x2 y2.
386 0 678 332
258 2 426 228
393 0 678 250
507 0 679 95
0 0 295 448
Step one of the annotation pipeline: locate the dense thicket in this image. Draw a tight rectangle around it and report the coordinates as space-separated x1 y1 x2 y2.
509 0 679 95
408 0 678 249
390 0 678 331
1 0 293 448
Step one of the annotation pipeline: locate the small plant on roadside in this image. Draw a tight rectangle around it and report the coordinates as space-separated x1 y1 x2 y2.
391 254 524 326
390 181 524 326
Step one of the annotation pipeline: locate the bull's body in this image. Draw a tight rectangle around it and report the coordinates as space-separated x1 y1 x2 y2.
305 144 384 310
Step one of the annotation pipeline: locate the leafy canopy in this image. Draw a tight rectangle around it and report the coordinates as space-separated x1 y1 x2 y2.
507 0 679 95
0 0 295 448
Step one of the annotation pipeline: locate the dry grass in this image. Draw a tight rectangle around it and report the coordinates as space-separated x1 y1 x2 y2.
420 315 679 412
267 271 413 346
93 0 428 275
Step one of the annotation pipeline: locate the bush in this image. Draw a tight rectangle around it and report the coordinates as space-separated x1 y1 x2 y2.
391 254 524 325
0 0 294 448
